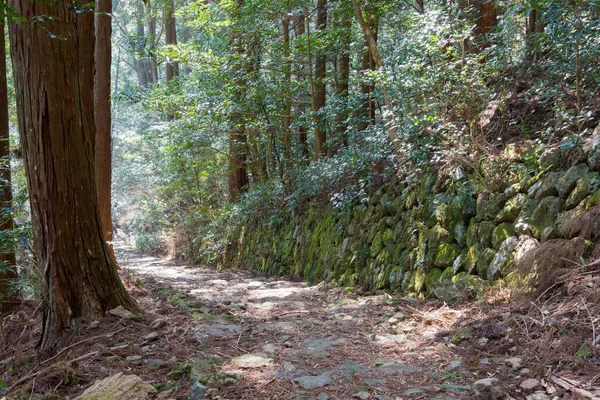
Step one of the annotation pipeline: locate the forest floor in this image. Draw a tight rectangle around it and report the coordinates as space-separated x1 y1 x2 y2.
2 243 600 399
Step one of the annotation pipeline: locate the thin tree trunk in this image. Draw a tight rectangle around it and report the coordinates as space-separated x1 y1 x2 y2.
148 9 159 82
0 7 17 307
9 0 138 349
313 0 327 160
526 9 544 64
477 0 497 51
294 13 309 162
165 0 179 82
282 16 292 170
228 0 249 202
359 14 378 130
335 51 350 150
352 0 401 151
94 0 116 265
135 1 152 86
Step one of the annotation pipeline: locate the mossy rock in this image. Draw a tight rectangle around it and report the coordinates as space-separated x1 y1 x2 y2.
453 273 486 298
432 280 461 304
576 343 593 359
522 165 552 192
492 222 516 250
478 221 495 250
434 243 459 268
371 231 384 257
534 171 562 199
414 265 427 294
464 246 480 274
476 193 508 222
557 163 589 199
566 172 600 210
476 248 497 279
428 224 451 248
382 228 395 247
451 327 473 344
425 268 443 291
586 188 600 209
496 193 528 222
529 196 560 238
454 222 467 247
487 237 519 280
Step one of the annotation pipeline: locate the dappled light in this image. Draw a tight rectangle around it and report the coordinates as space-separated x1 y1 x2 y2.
0 0 599 398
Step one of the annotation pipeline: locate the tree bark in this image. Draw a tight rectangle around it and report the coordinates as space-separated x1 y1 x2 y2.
352 0 401 151
228 0 249 202
526 8 544 64
313 0 327 160
359 13 378 130
282 15 292 168
165 0 179 83
476 0 497 51
0 7 17 307
333 2 352 152
135 1 152 86
8 0 138 349
293 13 309 162
95 0 116 264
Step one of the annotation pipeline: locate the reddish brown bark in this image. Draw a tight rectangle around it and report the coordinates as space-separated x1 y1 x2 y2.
165 0 179 83
8 0 138 349
228 0 249 202
313 0 327 159
95 0 115 262
359 13 378 130
282 16 292 165
0 7 17 307
476 1 497 50
293 13 309 162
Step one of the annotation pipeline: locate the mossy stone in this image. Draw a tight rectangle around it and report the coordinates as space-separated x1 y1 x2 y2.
371 231 383 257
451 327 473 344
496 193 528 222
477 248 497 279
576 343 593 359
478 221 495 250
414 265 427 294
529 196 560 238
428 224 451 248
382 229 395 247
464 246 480 274
487 237 519 280
476 193 508 222
586 188 600 209
492 223 516 250
434 243 459 268
557 163 589 199
566 172 600 210
426 268 443 291
534 171 562 199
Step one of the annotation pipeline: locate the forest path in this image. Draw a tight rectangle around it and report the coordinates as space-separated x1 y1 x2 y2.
116 243 508 400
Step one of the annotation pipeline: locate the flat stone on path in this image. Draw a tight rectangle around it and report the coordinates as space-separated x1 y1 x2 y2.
194 324 243 339
74 373 155 400
374 360 423 374
109 305 136 320
230 353 274 368
294 373 334 389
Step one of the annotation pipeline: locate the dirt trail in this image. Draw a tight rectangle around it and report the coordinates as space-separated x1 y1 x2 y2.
115 243 532 400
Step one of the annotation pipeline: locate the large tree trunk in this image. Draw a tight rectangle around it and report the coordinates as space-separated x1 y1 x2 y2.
8 0 138 349
0 7 17 307
148 5 159 83
313 0 327 159
95 0 116 263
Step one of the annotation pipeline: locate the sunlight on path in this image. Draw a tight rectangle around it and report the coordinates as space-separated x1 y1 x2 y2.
114 242 513 400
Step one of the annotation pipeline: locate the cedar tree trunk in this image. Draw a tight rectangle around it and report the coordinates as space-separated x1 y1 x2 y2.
8 0 138 349
0 7 17 306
